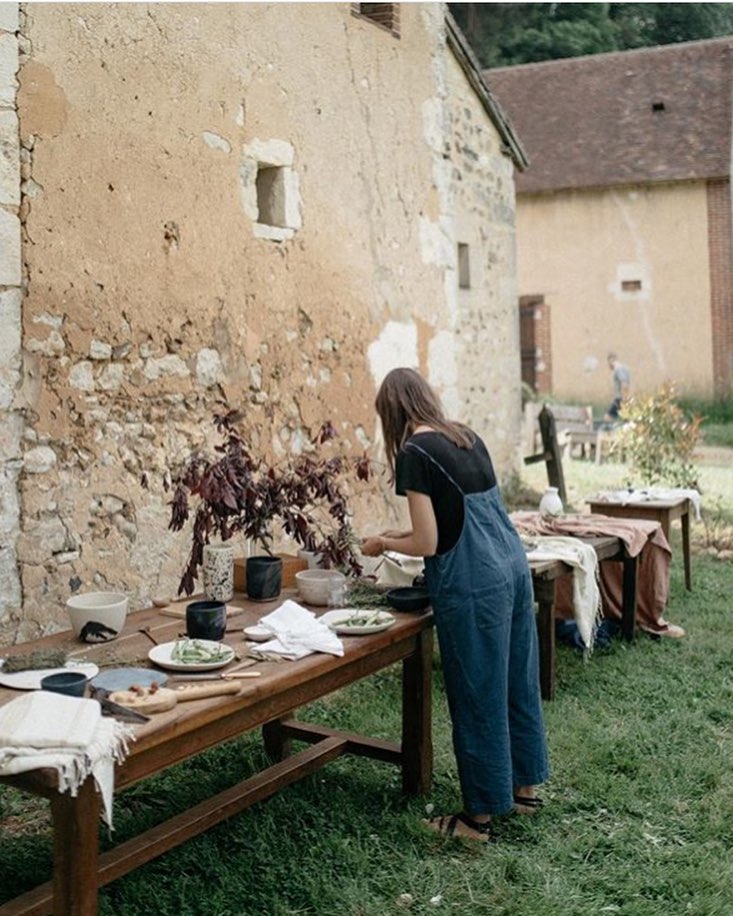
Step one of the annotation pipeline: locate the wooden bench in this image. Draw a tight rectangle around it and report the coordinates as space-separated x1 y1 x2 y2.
525 402 603 462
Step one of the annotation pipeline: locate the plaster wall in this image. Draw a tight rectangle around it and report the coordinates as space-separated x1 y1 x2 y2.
516 181 714 403
2 2 521 640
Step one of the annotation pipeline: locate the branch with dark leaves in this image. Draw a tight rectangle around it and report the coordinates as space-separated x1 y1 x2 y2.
164 415 377 595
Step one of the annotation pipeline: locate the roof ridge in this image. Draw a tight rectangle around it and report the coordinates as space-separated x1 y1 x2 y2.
486 34 733 74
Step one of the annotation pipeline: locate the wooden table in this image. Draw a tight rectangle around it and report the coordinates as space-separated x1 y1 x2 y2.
587 495 692 591
0 594 434 916
529 535 638 701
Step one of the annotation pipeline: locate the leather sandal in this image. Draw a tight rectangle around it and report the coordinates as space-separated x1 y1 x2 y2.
513 794 544 814
424 811 494 842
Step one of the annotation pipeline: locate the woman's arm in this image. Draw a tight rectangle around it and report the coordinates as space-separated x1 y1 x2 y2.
361 490 438 558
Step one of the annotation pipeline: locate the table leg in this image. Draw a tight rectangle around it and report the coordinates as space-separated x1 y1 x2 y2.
681 508 692 591
533 579 555 701
401 627 433 796
50 777 100 916
620 554 638 641
659 513 671 541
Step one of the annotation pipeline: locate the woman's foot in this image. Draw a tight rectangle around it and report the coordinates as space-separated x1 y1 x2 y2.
422 811 493 843
513 786 544 815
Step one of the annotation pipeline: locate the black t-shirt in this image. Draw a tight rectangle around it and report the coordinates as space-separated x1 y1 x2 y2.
395 430 497 554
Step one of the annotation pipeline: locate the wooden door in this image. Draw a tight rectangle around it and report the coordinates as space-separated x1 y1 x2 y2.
519 295 544 392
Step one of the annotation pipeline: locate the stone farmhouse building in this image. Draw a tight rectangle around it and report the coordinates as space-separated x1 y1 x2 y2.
0 3 526 640
485 38 733 404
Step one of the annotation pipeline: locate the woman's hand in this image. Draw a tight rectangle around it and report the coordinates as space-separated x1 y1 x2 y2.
362 494 438 559
361 536 386 557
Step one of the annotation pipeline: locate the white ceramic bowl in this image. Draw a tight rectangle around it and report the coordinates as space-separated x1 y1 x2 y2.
66 592 129 643
295 569 346 607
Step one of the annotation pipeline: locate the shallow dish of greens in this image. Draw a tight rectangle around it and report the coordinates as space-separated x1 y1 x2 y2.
148 639 235 671
319 609 395 636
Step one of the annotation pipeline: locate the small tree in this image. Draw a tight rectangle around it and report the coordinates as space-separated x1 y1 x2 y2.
615 383 701 488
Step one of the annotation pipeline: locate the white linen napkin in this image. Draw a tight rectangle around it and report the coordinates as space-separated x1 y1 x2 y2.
0 692 135 827
257 599 344 660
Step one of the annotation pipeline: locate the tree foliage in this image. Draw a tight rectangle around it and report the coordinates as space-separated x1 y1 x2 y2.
450 3 733 68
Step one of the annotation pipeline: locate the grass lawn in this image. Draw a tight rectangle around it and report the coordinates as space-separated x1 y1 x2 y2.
1 450 733 914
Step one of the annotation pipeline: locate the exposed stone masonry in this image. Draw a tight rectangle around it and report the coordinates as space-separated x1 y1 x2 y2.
1 4 525 644
0 4 21 637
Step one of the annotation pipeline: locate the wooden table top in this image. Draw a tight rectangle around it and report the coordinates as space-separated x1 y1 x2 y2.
526 534 622 579
587 495 690 509
0 591 433 792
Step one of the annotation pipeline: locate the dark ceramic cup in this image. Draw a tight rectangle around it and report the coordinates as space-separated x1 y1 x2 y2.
185 600 227 641
40 671 88 697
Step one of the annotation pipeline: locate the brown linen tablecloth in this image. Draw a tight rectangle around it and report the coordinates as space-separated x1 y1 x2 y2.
512 512 674 635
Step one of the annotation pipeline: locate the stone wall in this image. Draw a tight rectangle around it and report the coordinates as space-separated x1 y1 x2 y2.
0 3 523 642
443 47 522 473
0 3 22 634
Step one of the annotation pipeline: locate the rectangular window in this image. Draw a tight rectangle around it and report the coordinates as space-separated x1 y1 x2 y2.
458 243 471 289
621 280 642 292
351 3 400 38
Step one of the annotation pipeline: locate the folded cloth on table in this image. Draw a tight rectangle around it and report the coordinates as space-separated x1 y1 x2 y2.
0 691 135 827
258 599 344 660
595 487 701 521
526 536 602 653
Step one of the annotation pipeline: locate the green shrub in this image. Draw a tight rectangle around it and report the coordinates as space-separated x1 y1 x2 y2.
616 383 702 487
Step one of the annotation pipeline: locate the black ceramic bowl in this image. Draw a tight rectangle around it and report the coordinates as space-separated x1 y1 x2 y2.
386 587 431 613
40 671 88 697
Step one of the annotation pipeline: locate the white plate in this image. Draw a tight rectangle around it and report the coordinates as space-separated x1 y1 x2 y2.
243 624 272 642
148 640 235 672
0 661 99 691
319 609 396 636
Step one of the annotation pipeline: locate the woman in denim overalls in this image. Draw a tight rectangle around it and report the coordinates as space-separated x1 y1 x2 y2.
362 368 549 842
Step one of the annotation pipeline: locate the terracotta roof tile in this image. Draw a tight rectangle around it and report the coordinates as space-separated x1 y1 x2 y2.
484 38 733 193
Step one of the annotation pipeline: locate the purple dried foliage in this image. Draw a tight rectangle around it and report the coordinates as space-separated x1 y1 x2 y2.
168 415 374 595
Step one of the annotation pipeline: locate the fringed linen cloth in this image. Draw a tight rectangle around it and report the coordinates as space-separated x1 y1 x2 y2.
0 691 135 827
525 536 602 652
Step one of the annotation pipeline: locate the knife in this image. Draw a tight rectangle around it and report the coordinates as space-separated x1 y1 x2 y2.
95 694 151 723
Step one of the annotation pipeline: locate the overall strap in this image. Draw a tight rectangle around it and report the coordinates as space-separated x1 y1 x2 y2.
405 442 466 496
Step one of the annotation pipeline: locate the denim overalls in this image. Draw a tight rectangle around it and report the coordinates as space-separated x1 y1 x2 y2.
408 444 549 815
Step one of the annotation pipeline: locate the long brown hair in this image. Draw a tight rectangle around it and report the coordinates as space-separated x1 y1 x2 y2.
375 367 474 473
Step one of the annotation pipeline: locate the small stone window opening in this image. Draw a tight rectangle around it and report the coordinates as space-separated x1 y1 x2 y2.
240 138 302 242
651 101 666 112
457 243 471 289
621 279 642 292
352 3 400 38
256 166 287 229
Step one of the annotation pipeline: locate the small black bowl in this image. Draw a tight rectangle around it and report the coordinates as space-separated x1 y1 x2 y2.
386 587 431 613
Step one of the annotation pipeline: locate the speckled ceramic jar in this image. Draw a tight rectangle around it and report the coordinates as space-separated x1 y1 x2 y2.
202 543 234 602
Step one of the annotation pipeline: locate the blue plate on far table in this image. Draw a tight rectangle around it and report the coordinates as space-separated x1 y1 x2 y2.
90 667 168 694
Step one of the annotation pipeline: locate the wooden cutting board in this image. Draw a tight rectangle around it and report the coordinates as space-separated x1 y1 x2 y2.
108 680 241 713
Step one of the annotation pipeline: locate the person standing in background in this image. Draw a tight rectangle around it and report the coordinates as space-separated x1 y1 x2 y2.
604 352 631 422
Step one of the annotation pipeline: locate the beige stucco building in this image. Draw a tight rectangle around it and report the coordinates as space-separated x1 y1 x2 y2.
487 39 733 406
0 3 525 641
